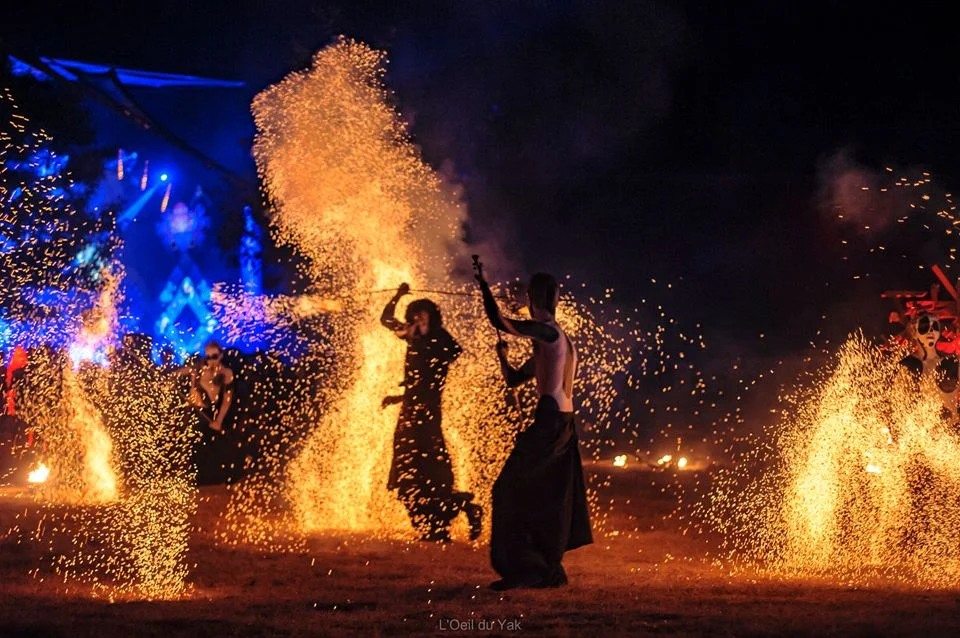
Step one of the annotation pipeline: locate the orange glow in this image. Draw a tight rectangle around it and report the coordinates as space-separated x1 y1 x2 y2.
27 462 50 484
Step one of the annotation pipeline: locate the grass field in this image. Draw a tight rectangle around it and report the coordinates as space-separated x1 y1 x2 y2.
2 467 959 637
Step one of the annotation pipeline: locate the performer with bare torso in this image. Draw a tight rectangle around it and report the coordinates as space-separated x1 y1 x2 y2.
475 270 592 590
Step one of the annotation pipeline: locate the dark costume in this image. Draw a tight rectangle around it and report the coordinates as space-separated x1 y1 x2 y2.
491 396 592 584
191 366 236 485
381 295 478 541
479 277 593 587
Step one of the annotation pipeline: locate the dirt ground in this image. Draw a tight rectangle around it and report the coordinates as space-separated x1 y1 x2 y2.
2 468 960 637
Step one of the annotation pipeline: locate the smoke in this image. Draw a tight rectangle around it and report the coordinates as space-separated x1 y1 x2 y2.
817 150 897 231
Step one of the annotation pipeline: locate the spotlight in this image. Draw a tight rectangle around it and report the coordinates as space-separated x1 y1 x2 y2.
160 173 169 182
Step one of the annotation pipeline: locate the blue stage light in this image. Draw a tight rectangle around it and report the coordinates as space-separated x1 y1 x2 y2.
160 173 169 182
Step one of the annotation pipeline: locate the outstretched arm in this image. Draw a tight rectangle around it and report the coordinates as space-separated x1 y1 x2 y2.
380 283 411 335
496 341 535 388
477 276 559 343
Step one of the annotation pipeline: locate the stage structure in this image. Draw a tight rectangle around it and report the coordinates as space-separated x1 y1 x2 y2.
4 55 268 360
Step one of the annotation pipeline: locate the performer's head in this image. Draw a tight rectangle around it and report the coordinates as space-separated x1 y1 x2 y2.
405 299 442 337
203 340 223 368
527 272 559 320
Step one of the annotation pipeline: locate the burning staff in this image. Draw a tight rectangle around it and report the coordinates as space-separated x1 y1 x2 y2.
380 283 483 542
474 262 592 590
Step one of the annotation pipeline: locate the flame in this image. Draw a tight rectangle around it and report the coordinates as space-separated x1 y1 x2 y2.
253 39 467 534
236 37 661 547
657 454 673 465
677 456 689 469
613 454 627 468
2 88 193 599
68 271 119 368
707 333 960 586
27 462 49 484
65 366 118 502
292 294 344 317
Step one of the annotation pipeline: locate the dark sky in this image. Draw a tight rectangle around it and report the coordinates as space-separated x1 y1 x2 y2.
3 1 959 361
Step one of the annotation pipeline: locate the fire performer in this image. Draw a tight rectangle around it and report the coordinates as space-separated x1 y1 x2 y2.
380 283 483 542
177 340 235 484
474 268 592 590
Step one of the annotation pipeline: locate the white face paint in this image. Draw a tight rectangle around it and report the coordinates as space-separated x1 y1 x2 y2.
912 314 942 361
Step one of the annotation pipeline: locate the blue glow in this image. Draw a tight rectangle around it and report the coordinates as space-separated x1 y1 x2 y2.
160 173 169 182
240 205 263 295
68 341 111 369
116 183 160 227
7 55 245 89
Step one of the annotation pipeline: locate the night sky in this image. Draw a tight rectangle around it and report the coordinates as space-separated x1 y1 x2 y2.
3 1 959 362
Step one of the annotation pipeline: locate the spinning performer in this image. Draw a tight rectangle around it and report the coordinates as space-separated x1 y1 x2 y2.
475 269 592 590
380 283 482 542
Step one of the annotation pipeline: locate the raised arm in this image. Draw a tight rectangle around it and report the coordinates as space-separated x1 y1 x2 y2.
380 283 411 335
477 276 559 343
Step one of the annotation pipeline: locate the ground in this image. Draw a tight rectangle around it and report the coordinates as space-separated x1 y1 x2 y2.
2 467 960 637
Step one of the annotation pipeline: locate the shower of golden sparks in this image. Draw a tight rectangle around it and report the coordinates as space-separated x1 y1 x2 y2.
701 333 960 587
23 332 198 600
2 87 195 599
224 37 711 547
26 270 123 504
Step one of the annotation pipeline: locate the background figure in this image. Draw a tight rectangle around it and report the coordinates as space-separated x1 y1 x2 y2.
476 270 592 590
178 340 235 484
0 347 30 483
380 283 482 542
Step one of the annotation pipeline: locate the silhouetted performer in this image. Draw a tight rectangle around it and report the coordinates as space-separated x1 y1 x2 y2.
177 340 235 484
381 283 482 542
476 271 592 590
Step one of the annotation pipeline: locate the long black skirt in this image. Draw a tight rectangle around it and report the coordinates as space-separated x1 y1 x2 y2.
491 396 592 581
387 400 460 536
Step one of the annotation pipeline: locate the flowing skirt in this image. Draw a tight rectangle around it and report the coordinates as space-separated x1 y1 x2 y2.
491 396 592 581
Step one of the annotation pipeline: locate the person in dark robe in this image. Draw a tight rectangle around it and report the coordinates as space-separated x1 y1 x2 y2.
380 283 482 542
475 271 592 590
